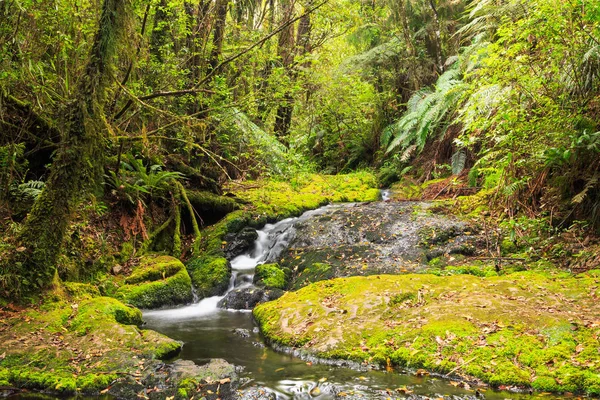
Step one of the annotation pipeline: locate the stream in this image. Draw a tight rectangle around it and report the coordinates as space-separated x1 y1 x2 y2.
143 198 563 400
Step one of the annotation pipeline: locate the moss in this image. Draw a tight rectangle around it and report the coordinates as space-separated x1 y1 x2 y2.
77 373 116 393
69 297 142 335
125 255 184 284
0 289 184 396
186 256 231 298
255 272 600 394
254 263 287 289
145 332 182 360
114 255 193 309
119 241 135 262
292 262 334 290
501 238 518 255
62 282 101 300
116 269 192 309
187 190 240 214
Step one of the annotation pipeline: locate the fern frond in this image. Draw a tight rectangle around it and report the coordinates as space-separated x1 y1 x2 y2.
572 175 599 205
451 149 467 175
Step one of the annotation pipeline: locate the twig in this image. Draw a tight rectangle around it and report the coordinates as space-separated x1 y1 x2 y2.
446 355 479 376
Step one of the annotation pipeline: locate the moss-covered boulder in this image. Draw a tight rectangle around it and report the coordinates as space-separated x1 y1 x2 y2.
0 294 182 397
254 270 600 395
254 263 288 290
186 255 231 298
115 255 193 309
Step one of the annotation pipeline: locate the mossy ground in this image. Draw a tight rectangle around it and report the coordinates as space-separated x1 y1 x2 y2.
0 287 181 396
254 270 600 395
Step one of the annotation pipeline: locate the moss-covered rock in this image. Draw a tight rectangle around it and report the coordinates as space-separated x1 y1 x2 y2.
254 270 600 394
187 173 380 299
0 293 183 397
186 255 231 297
254 263 288 289
114 255 193 309
291 262 334 290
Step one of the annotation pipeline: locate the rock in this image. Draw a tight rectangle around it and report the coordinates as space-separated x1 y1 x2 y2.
236 387 277 400
170 359 239 399
253 263 288 289
186 256 232 298
233 328 251 338
217 287 283 310
273 201 482 289
111 264 123 275
224 227 259 259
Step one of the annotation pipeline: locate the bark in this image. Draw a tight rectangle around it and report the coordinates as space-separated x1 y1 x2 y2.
12 0 130 293
428 0 444 73
209 0 230 74
274 5 312 143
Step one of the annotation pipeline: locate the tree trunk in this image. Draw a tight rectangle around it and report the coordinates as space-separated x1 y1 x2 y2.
209 0 230 74
273 6 313 144
10 0 130 294
273 0 297 143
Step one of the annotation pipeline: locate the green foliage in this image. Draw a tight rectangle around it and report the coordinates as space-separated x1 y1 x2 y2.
384 63 466 158
105 154 184 205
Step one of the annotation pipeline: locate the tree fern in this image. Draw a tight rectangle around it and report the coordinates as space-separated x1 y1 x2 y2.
385 63 467 156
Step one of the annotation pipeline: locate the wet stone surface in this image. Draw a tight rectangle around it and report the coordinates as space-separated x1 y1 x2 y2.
272 202 480 289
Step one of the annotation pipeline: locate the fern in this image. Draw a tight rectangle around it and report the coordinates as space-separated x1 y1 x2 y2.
451 149 467 175
11 180 46 201
572 175 598 205
385 63 467 157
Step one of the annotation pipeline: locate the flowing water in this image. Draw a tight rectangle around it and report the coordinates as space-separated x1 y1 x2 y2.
143 200 561 400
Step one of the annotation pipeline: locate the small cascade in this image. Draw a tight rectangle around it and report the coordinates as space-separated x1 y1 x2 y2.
381 188 392 201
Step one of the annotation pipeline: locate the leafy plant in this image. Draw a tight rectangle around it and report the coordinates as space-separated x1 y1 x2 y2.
105 155 184 205
383 62 467 159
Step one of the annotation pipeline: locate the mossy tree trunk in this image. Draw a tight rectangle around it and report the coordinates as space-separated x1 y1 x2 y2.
12 0 130 292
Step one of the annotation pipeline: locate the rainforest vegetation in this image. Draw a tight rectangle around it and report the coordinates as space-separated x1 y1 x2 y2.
1 0 600 398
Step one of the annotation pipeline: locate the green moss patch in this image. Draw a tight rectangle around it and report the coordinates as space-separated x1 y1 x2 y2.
114 255 193 309
254 270 600 394
254 263 288 289
186 255 231 297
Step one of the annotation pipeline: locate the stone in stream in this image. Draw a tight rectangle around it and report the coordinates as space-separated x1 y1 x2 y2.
217 287 284 310
224 227 259 259
275 201 481 290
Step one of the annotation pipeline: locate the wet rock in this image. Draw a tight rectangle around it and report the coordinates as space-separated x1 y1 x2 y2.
236 387 277 400
274 201 482 289
217 287 284 310
169 359 239 400
233 328 251 338
224 227 259 259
